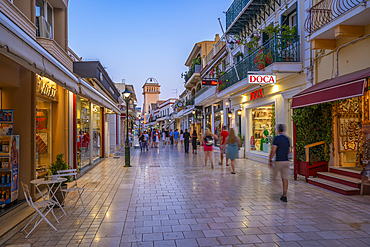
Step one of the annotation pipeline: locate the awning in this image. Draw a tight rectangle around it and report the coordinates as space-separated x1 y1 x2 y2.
79 80 120 113
291 67 370 108
0 12 79 93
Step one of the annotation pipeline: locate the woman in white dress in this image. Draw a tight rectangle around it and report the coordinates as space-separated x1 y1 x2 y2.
180 129 184 147
162 130 166 146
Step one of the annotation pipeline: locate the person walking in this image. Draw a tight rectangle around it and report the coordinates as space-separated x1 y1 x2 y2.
269 124 291 202
180 130 184 147
223 128 241 174
174 129 180 147
165 128 170 147
191 130 198 154
201 128 218 168
138 131 144 151
162 129 166 146
152 129 158 148
142 131 149 151
183 129 190 153
170 129 174 145
219 126 229 166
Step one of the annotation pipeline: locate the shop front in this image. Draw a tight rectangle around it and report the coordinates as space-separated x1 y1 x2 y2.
213 101 223 146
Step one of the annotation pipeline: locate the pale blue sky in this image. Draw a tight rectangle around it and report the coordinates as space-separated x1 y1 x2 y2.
68 0 232 107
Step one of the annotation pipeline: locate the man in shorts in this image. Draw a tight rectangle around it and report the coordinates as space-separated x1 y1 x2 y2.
269 124 291 202
219 126 229 166
165 128 170 147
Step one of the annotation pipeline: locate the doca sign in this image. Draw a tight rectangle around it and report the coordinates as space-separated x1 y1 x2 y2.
248 75 276 84
250 89 264 101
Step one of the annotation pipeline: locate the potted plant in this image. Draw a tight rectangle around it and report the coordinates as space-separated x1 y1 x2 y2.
192 57 201 73
49 153 71 204
254 48 273 70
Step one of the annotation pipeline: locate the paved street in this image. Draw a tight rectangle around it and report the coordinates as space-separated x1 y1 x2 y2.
5 145 370 247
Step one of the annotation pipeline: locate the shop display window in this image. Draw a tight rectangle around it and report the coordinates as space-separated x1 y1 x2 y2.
251 104 274 153
77 97 90 171
214 111 223 146
36 99 51 179
92 104 101 163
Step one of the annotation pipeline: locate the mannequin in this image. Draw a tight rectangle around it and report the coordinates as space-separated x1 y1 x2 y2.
260 125 269 151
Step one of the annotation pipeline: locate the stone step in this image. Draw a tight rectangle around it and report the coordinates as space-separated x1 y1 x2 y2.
329 167 362 179
317 172 361 188
308 177 360 196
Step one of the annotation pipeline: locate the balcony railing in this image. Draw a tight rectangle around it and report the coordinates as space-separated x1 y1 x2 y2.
185 97 195 106
226 0 252 30
305 0 363 35
205 49 214 66
184 65 201 83
214 39 226 55
218 35 300 92
194 86 212 98
36 16 53 39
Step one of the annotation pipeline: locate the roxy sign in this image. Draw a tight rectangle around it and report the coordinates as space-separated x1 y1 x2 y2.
248 75 276 84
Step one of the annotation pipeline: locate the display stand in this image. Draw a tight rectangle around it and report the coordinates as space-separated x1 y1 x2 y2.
0 135 19 208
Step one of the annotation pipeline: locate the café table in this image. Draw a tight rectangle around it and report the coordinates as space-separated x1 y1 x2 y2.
30 177 67 221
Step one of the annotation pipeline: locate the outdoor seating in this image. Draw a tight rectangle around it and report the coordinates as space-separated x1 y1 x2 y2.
20 182 58 238
57 169 86 213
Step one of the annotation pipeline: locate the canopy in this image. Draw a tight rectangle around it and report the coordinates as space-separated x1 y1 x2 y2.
291 67 370 108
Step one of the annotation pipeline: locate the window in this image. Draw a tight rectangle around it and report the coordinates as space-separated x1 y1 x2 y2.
289 12 297 27
35 0 53 39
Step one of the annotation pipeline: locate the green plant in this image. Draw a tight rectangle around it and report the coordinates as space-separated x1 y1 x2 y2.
254 48 273 70
238 133 245 147
292 103 333 163
49 153 71 183
271 104 276 138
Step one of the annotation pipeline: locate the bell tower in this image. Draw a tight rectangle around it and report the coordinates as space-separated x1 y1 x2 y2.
142 77 160 123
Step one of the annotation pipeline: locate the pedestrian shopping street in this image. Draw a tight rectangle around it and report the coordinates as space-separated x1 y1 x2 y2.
5 145 370 247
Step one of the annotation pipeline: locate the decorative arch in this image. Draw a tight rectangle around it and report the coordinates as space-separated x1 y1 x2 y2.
191 88 195 97
196 83 201 91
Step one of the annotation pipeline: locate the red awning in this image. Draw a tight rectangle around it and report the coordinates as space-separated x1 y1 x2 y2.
291 67 370 109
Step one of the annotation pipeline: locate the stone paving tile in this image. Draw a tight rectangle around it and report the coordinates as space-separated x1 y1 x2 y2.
4 146 370 247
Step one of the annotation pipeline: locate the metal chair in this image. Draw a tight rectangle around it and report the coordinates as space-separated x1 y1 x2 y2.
56 169 86 213
20 182 58 238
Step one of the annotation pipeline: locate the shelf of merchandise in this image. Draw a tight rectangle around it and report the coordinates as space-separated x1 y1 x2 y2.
254 117 270 120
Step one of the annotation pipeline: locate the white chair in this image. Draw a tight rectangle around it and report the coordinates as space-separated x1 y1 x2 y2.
56 169 86 212
20 182 58 238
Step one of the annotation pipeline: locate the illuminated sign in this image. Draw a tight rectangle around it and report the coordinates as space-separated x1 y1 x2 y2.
248 75 276 84
250 89 264 101
202 79 218 86
36 76 57 99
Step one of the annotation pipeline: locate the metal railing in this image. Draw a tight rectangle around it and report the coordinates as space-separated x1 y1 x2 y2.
205 50 214 66
226 0 253 30
36 16 53 39
185 97 195 106
214 39 226 55
218 35 300 92
194 86 212 98
305 0 363 34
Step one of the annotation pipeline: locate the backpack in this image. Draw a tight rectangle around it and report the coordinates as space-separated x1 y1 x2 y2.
205 136 213 146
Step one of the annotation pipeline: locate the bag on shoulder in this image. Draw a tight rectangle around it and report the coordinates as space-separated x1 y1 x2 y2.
205 136 213 146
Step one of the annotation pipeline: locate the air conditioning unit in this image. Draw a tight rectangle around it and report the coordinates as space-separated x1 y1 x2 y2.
36 16 53 39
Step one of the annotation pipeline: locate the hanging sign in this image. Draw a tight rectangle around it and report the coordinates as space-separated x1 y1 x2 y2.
248 75 276 84
250 89 264 101
36 77 57 99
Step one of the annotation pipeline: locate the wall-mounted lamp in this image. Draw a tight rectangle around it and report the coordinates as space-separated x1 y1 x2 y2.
228 113 232 118
192 110 196 115
229 40 235 50
225 101 229 106
220 110 223 114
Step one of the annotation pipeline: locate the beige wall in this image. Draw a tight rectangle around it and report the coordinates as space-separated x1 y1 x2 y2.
51 85 67 162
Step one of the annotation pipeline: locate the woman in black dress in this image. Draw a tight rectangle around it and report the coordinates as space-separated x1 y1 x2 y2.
191 130 197 154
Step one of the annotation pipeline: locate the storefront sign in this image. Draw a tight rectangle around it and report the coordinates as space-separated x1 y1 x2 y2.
248 75 276 84
250 89 264 101
37 78 57 99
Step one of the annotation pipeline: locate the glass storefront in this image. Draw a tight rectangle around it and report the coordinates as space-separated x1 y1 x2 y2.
214 111 223 146
251 104 274 153
77 96 90 171
92 104 101 163
36 98 51 179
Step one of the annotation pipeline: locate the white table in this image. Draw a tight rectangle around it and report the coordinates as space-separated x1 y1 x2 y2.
30 178 67 221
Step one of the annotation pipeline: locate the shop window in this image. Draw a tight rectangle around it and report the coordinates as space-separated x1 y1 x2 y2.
92 105 101 163
36 99 51 179
77 97 91 171
251 104 274 153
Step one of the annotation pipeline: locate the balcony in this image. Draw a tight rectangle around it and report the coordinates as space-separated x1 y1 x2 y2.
185 97 195 107
36 16 53 39
226 0 281 35
184 65 201 89
194 86 218 106
305 0 370 42
218 35 300 93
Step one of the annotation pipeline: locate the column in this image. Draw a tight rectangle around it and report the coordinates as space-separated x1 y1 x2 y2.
211 104 215 134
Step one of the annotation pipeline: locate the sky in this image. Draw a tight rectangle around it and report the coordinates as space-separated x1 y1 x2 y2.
68 0 233 108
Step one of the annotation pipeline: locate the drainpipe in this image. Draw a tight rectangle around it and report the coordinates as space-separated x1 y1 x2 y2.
335 33 370 77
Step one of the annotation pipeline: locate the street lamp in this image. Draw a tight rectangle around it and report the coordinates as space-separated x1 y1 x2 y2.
122 88 132 167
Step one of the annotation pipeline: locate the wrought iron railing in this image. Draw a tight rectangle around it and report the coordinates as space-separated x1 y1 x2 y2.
305 0 363 34
185 97 195 106
185 65 201 83
205 50 213 67
226 0 253 30
218 35 300 92
194 86 212 98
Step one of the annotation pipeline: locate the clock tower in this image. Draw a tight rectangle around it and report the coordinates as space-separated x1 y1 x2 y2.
142 77 160 123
